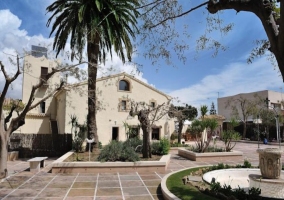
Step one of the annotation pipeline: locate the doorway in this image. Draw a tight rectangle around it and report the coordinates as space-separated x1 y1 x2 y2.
112 127 119 140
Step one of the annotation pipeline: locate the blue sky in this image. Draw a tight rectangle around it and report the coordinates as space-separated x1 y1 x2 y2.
0 0 283 112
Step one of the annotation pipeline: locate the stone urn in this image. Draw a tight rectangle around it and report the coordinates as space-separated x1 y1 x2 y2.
257 148 282 179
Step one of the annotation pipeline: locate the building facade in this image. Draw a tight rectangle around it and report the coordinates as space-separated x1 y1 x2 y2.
218 90 284 122
18 52 174 145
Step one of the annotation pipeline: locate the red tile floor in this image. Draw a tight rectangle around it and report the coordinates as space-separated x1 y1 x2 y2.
1 141 283 200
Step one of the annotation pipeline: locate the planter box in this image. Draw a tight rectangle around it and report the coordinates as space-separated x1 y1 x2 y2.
52 151 171 173
178 148 243 161
7 151 19 161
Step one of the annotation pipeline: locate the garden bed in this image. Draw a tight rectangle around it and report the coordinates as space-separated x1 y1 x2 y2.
178 148 243 161
52 151 171 173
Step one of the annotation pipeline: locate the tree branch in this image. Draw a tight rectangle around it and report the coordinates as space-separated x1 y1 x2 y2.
4 105 16 125
6 61 85 134
136 0 167 10
150 1 209 29
28 82 64 111
0 56 21 122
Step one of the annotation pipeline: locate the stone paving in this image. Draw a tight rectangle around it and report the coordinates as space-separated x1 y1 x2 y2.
1 141 284 200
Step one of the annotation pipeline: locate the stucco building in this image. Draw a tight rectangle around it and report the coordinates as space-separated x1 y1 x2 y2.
18 47 174 145
218 90 284 122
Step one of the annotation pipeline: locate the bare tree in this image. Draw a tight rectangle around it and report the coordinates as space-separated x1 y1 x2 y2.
0 54 85 178
225 95 261 139
129 100 170 158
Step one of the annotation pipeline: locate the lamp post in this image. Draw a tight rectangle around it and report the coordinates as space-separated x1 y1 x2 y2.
256 105 281 149
257 114 260 149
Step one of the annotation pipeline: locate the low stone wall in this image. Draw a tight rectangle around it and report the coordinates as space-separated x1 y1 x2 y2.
249 174 284 199
178 148 243 161
52 151 171 173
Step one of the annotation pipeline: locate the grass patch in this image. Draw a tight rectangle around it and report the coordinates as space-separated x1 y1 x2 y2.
166 167 218 200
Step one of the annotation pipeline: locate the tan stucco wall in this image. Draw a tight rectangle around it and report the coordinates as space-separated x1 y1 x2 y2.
218 90 283 122
21 115 50 134
61 74 174 145
22 55 60 115
19 57 175 144
21 55 61 133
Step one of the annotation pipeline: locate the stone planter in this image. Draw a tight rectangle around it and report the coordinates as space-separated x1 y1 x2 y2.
257 148 282 179
178 148 243 161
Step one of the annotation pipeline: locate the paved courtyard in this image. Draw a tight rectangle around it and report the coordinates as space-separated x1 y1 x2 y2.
1 141 284 200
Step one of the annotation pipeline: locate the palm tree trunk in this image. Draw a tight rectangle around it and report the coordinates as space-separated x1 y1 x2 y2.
87 35 99 149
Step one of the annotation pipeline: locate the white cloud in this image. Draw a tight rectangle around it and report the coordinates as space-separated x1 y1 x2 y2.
169 56 283 110
0 10 54 99
0 9 149 99
98 53 149 84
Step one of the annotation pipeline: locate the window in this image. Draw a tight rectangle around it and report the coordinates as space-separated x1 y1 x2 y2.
121 100 127 111
40 101 46 113
41 67 48 81
271 103 281 110
119 80 130 91
129 127 139 138
150 102 156 108
152 128 160 140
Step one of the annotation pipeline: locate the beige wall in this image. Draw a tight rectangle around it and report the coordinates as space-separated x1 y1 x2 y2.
61 74 174 145
21 115 50 134
20 56 175 144
21 55 61 134
218 90 283 122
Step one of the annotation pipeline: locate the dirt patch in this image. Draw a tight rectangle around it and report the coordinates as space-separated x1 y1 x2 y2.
63 151 162 162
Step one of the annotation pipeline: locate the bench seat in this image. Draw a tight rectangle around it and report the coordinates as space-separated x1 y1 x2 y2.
27 157 48 172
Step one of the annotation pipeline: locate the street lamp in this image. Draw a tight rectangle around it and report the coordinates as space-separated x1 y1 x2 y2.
256 104 281 149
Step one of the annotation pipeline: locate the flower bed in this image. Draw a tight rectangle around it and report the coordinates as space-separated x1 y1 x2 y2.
52 151 171 173
178 148 243 161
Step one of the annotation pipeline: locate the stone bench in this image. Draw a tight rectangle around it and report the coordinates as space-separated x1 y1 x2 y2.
27 157 48 172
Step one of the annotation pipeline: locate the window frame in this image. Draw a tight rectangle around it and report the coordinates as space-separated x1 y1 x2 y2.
121 100 127 111
119 80 130 91
40 101 46 113
41 67 48 81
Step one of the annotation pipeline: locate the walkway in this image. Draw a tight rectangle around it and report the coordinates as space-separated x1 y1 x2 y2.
0 142 283 200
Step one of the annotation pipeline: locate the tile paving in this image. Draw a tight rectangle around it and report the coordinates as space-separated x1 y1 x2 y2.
1 141 284 200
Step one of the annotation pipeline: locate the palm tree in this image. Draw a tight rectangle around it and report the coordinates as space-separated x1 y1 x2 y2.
46 0 139 149
200 105 208 120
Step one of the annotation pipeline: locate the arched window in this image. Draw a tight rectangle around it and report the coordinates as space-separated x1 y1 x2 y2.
119 80 130 91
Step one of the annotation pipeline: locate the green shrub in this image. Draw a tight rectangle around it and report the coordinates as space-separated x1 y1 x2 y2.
97 140 140 162
160 137 170 155
151 137 170 155
151 141 161 155
170 131 178 140
233 186 247 200
124 137 142 150
222 130 241 152
170 143 189 147
98 141 102 149
120 145 140 161
98 140 123 162
243 159 252 168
